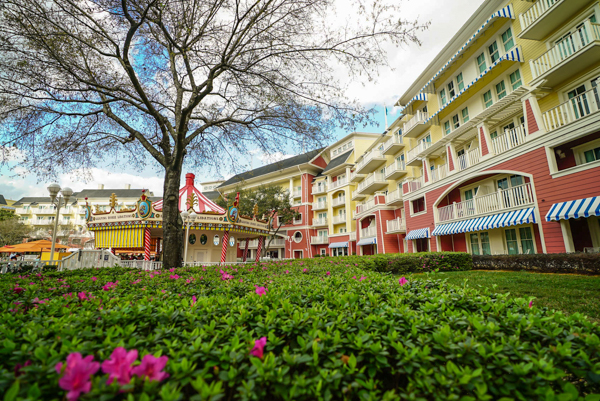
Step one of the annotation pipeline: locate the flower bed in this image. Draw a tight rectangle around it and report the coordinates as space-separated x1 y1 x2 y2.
472 253 600 275
1 257 599 400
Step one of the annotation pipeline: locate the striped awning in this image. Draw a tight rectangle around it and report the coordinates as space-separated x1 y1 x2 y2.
94 228 144 248
546 197 600 222
432 208 536 236
328 242 348 249
357 237 377 246
406 228 430 240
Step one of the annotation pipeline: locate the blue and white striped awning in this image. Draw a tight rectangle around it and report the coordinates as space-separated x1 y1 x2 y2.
426 46 523 124
357 237 377 246
432 208 536 236
400 93 428 113
328 242 348 249
406 228 430 240
546 197 600 222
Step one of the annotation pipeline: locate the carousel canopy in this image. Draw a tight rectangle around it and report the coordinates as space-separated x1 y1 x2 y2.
153 173 225 214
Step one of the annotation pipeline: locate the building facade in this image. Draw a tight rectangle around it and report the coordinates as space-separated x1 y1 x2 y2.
219 0 600 257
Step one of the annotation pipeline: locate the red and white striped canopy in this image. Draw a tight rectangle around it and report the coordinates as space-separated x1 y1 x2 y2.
153 173 225 214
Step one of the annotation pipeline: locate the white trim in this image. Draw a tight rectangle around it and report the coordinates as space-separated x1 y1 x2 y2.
551 158 600 179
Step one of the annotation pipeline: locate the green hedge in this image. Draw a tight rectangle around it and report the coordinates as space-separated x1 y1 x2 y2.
1 259 599 400
472 253 600 275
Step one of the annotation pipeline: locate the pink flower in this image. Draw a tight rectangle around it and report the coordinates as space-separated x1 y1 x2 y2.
302 268 308 273
101 347 138 386
77 292 88 301
33 297 48 304
169 268 175 273
14 360 31 376
131 354 169 382
13 287 24 294
359 277 367 282
91 277 97 281
399 277 408 286
255 286 267 297
352 276 356 279
528 300 533 308
284 270 289 274
191 296 197 307
326 271 330 276
102 282 117 291
55 353 100 401
250 337 267 359
169 275 179 280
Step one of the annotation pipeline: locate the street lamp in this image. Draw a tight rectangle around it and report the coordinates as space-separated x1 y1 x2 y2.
47 183 73 263
181 210 197 265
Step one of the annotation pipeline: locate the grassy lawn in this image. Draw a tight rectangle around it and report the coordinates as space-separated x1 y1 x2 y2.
421 270 600 322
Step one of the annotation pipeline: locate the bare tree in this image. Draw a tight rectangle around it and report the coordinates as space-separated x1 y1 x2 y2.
0 0 425 268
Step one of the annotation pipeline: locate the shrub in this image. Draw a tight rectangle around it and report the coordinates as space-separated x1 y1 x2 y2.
472 253 600 275
0 259 598 400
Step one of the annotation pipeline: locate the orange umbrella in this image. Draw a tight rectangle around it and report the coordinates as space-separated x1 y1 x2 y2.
0 240 69 253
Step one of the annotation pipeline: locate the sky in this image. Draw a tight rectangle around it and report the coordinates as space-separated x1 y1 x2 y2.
0 0 485 201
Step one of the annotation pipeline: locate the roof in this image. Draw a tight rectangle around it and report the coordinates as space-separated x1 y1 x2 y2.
13 197 58 206
75 189 152 199
0 195 6 205
218 148 325 188
321 150 353 174
203 191 221 201
154 173 225 214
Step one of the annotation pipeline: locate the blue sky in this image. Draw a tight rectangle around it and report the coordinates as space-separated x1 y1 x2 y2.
0 0 484 200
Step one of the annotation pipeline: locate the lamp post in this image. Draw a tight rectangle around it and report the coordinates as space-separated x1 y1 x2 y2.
180 210 197 265
47 183 73 264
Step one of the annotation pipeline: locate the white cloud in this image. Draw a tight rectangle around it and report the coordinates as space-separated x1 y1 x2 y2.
58 168 165 196
258 152 295 165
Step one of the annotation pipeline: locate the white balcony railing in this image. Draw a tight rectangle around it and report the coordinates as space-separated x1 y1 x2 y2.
385 160 407 177
383 134 403 152
430 164 448 183
33 219 56 225
386 218 405 233
311 235 329 245
491 124 527 155
355 149 385 172
333 214 347 225
543 87 600 131
356 198 376 215
329 178 348 191
403 177 423 194
16 208 32 214
357 172 386 192
457 148 481 171
386 189 402 204
438 182 535 223
349 232 357 241
360 226 377 239
530 20 600 79
312 201 327 210
519 0 560 32
332 197 346 208
267 239 286 247
313 217 328 226
403 111 429 135
292 188 302 198
407 141 433 164
312 183 327 194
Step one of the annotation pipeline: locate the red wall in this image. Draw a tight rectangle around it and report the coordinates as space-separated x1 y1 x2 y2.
376 209 400 254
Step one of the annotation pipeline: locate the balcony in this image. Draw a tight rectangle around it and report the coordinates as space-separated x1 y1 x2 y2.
311 235 329 245
312 183 327 195
349 232 357 241
437 183 535 223
457 148 481 172
530 20 600 87
357 172 388 195
349 170 364 183
385 160 407 180
329 178 348 191
491 124 527 155
351 189 366 201
356 198 376 215
519 0 590 41
333 214 347 225
403 177 423 195
33 219 55 225
403 111 431 138
360 226 377 239
543 87 600 132
386 218 406 233
313 217 328 227
332 197 346 208
292 188 302 198
355 149 386 175
35 208 58 215
312 201 327 211
268 239 286 247
15 208 32 214
406 141 433 166
383 134 405 155
430 164 448 183
385 189 403 207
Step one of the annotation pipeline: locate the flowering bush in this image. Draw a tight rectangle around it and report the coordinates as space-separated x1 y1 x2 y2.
0 257 599 400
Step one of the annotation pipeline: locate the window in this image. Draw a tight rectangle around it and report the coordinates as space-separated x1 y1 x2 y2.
444 120 451 135
447 81 455 98
294 213 303 224
584 147 600 163
464 187 478 201
293 231 303 243
470 234 481 255
339 228 347 234
477 53 487 73
510 70 522 90
320 248 326 256
520 227 534 254
456 73 464 91
490 131 498 140
422 134 432 144
461 107 469 123
488 41 499 63
480 232 491 255
412 197 425 214
483 90 493 108
568 85 591 119
440 89 447 106
505 229 519 255
452 114 460 129
496 81 507 100
502 28 514 52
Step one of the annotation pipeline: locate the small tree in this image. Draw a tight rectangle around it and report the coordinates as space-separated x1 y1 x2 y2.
217 185 298 256
0 216 32 246
0 209 16 222
32 221 77 245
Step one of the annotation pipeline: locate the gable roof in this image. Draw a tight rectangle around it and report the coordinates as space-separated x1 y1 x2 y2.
218 148 325 188
13 197 61 206
0 195 6 205
75 189 152 199
321 150 353 174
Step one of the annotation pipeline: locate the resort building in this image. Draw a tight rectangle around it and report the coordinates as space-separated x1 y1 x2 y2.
217 0 600 257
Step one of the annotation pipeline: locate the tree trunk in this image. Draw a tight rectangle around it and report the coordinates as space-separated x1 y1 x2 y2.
162 163 184 269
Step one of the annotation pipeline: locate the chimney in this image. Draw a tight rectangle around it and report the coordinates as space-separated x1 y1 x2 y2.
185 173 195 186
98 184 104 190
125 184 131 189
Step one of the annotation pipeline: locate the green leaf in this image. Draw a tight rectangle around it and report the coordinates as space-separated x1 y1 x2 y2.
4 381 19 401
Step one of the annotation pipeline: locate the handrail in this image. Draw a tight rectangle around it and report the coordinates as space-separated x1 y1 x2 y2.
491 125 527 154
543 86 600 131
403 111 429 134
520 0 560 32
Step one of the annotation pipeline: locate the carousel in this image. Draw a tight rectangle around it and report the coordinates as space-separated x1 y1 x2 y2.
85 173 272 264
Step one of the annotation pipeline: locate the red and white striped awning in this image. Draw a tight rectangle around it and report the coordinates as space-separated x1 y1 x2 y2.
153 173 225 214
